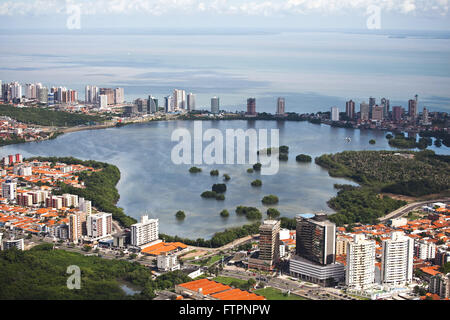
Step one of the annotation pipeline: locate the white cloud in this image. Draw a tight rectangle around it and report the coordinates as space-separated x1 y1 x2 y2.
0 0 448 17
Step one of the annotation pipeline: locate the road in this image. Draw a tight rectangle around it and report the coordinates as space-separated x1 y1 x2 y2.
379 198 449 222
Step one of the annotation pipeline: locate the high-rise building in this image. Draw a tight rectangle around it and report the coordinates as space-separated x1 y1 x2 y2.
100 88 115 105
360 102 370 121
369 97 376 118
381 98 390 119
85 85 99 104
187 93 196 111
429 273 450 299
78 197 92 215
371 106 384 121
157 254 181 271
147 96 158 113
290 213 344 286
211 96 220 114
381 232 414 286
131 215 159 247
345 100 355 119
37 87 49 104
1 178 17 201
3 238 24 251
331 107 339 121
246 98 256 116
415 239 436 261
296 213 336 265
393 106 403 123
408 95 418 119
114 88 124 104
99 95 108 109
87 213 112 239
248 220 280 271
173 89 186 110
276 97 285 116
164 96 173 113
346 234 376 289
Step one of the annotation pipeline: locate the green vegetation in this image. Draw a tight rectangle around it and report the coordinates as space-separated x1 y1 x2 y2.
278 153 288 161
254 287 306 300
247 168 254 173
160 222 260 248
251 179 262 187
220 210 230 218
210 169 219 176
267 208 280 219
30 157 137 227
223 174 231 181
369 139 376 145
236 206 262 220
419 130 450 147
201 190 225 201
280 217 296 230
0 244 190 300
213 276 256 291
253 163 262 172
212 183 227 194
189 166 202 173
315 150 450 197
296 154 312 162
262 195 279 205
0 134 26 147
327 185 406 226
279 146 289 154
0 104 104 126
387 133 432 149
192 255 224 267
175 210 186 220
440 262 450 274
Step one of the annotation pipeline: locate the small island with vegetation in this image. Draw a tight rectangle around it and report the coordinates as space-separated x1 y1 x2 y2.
262 195 279 205
175 210 186 220
236 206 262 220
189 166 202 173
251 179 262 187
210 169 219 176
296 154 312 162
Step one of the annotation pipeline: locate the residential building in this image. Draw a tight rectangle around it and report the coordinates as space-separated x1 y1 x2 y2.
246 98 256 116
157 253 181 271
346 234 376 289
114 88 124 104
211 96 220 114
381 232 414 286
99 88 115 105
415 239 436 261
2 178 17 201
187 93 196 111
248 220 280 271
393 106 403 123
86 213 112 239
164 95 173 113
360 102 370 121
276 97 285 116
429 273 450 299
371 106 384 121
130 215 159 247
3 238 24 251
173 89 186 110
346 100 355 119
331 107 339 121
99 94 108 109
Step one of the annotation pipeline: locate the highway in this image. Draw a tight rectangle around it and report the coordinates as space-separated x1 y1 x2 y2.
379 198 449 222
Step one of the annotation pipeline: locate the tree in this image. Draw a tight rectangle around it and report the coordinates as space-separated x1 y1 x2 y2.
220 210 229 218
296 154 312 162
189 167 202 173
262 195 279 205
251 179 262 187
253 163 262 171
223 174 231 181
267 208 280 219
247 168 254 173
212 184 227 194
175 211 186 220
369 139 376 145
210 170 219 176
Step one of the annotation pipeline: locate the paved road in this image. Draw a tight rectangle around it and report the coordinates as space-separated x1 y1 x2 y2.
379 198 449 222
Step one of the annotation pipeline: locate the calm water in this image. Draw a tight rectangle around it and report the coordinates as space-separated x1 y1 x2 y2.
1 29 450 112
1 120 449 238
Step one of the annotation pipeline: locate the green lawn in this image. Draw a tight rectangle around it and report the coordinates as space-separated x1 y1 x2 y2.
213 276 248 286
254 287 307 300
192 255 224 266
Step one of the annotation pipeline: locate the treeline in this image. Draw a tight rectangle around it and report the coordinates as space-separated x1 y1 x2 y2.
26 157 137 227
315 150 450 197
419 130 450 147
327 185 406 226
0 244 190 300
160 222 261 248
0 104 104 126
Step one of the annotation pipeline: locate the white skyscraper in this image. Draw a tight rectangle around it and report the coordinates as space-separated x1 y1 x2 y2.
173 89 186 110
1 178 17 201
331 106 339 121
131 215 159 247
381 232 414 286
346 234 376 289
211 96 220 114
165 95 173 113
99 94 108 109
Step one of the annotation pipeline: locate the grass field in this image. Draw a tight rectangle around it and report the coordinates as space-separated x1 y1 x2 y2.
254 287 308 300
192 254 224 266
213 276 248 286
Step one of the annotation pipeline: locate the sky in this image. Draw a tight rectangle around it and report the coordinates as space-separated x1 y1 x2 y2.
0 0 449 31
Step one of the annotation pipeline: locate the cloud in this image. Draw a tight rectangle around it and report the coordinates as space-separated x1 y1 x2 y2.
0 0 448 17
